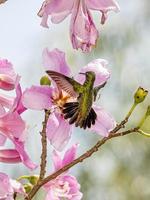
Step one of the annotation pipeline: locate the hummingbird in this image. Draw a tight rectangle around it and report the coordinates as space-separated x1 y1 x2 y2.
46 70 106 129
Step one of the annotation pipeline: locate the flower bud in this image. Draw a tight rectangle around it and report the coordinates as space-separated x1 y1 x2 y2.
24 183 33 193
28 175 39 185
134 87 148 104
18 175 39 185
40 75 51 86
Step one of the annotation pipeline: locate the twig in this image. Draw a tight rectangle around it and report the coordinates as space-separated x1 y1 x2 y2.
25 110 50 200
112 103 137 133
26 127 139 199
38 110 50 181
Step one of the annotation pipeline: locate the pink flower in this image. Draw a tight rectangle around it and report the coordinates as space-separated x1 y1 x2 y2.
0 61 37 170
0 113 37 170
0 83 26 115
0 59 19 90
0 109 37 170
44 144 82 200
38 0 120 52
22 48 116 151
0 172 25 199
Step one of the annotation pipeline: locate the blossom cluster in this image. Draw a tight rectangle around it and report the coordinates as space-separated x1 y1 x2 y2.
0 48 116 198
0 0 121 199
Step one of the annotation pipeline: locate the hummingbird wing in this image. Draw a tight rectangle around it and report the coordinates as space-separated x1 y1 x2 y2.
93 81 107 101
46 70 83 98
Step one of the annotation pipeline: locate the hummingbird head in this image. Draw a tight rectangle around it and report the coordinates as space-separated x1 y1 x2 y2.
80 71 95 82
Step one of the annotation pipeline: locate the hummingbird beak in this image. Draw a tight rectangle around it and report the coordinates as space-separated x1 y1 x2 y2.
79 72 85 75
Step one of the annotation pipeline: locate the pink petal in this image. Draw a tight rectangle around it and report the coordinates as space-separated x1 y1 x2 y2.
0 74 16 91
22 85 52 110
0 172 24 198
46 112 59 140
63 175 82 197
11 84 26 114
52 144 78 171
90 106 116 136
0 93 14 110
0 172 13 196
0 105 6 116
87 0 120 12
38 0 74 27
87 0 120 24
0 134 7 146
45 189 56 200
10 179 25 194
40 13 49 28
0 59 18 91
52 150 62 171
62 144 78 166
46 112 72 151
0 83 25 115
57 175 82 200
0 59 15 75
43 48 71 76
51 10 71 24
76 59 110 86
0 112 25 138
0 149 22 163
13 138 38 170
70 0 98 52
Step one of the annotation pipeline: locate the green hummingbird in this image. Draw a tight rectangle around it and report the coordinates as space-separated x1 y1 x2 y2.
46 70 106 129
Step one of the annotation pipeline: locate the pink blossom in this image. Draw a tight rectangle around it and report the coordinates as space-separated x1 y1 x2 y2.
44 144 82 200
0 112 37 169
0 172 25 199
0 97 37 169
22 48 116 151
0 83 26 115
0 61 37 170
38 0 120 52
0 59 19 90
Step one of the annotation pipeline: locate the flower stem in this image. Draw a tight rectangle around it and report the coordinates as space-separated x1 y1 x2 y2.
138 129 150 137
112 102 137 133
125 103 137 119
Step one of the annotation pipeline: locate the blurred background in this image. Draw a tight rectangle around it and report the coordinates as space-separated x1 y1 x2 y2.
0 0 150 199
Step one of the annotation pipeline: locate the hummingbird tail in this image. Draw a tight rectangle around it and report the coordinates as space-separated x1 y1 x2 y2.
63 102 79 120
63 102 97 129
78 108 97 129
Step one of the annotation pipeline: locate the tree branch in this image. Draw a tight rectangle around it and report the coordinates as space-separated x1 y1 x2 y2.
26 127 139 200
25 110 50 200
38 110 50 181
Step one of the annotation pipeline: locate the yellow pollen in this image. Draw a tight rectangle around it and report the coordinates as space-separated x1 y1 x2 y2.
52 91 72 109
